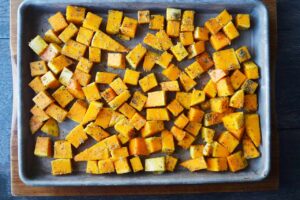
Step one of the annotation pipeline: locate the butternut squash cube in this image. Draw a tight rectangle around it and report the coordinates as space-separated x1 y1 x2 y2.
107 53 126 69
166 8 181 21
196 52 214 71
126 43 147 69
245 114 261 147
76 26 94 46
191 89 206 106
130 91 147 111
217 77 234 97
123 69 140 86
205 18 222 34
108 90 131 110
81 101 103 125
162 64 181 81
241 79 258 94
204 112 225 126
41 118 59 137
29 116 42 134
41 71 60 89
223 21 240 40
227 151 248 172
216 9 232 27
66 79 85 99
170 42 188 61
88 47 101 63
110 78 128 95
243 136 260 159
184 61 204 79
174 113 189 129
40 43 61 62
210 32 231 51
194 27 209 41
52 86 74 108
138 10 150 24
91 30 128 52
106 10 123 34
51 159 72 175
130 156 144 172
243 61 260 79
29 76 47 93
54 140 72 159
95 72 117 84
111 147 129 160
59 67 73 86
223 112 244 135
94 108 113 129
236 14 250 30
185 122 202 137
155 51 173 69
201 127 215 143
176 92 192 109
244 94 258 112
84 122 110 142
145 157 166 172
161 130 175 154
187 41 205 59
145 137 162 154
203 143 213 156
190 145 204 159
179 72 197 92
66 5 86 24
208 69 227 83
44 29 62 44
86 160 99 174
212 141 229 157
230 69 246 90
29 35 48 55
180 157 207 172
149 15 164 30
139 73 158 92
181 10 195 32
143 33 163 51
160 81 180 92
235 46 251 63
165 155 178 172
218 131 239 153
33 91 54 110
210 97 229 113
73 69 91 87
83 12 102 31
120 17 138 38
30 105 49 122
82 82 101 102
230 90 244 109
114 118 135 139
146 108 170 121
213 48 240 71
58 23 79 43
74 142 109 161
129 112 146 130
129 138 149 156
66 125 88 148
171 126 186 141
156 29 173 51
61 40 87 60
203 79 217 98
207 158 228 172
166 20 180 37
100 88 116 103
167 99 184 117
67 100 87 123
98 159 115 174
141 121 164 138
34 136 52 157
188 107 204 123
146 91 166 107
143 51 159 71
48 12 68 32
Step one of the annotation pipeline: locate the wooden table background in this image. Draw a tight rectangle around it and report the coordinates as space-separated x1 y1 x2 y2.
1 0 300 199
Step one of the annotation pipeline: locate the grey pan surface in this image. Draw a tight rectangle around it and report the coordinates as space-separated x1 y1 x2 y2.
17 0 270 186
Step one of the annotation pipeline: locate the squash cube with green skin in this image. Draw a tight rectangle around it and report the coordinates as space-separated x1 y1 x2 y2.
29 76 47 93
114 158 131 174
184 61 205 79
216 9 232 27
174 113 189 129
181 10 195 32
95 72 117 84
109 90 131 110
61 40 87 60
66 5 86 24
83 12 102 31
210 32 231 51
201 127 215 143
180 157 207 172
161 130 175 154
44 29 62 44
160 81 180 91
167 21 180 37
67 100 87 123
138 10 150 24
139 73 158 92
205 18 222 34
45 104 68 123
230 90 244 109
51 159 72 175
120 17 138 38
236 14 250 30
146 91 166 107
48 12 68 32
156 30 173 51
33 91 54 110
179 32 194 46
230 69 246 90
149 15 164 30
29 35 48 55
34 136 52 157
191 89 206 106
213 48 240 71
166 8 181 21
217 77 234 97
130 156 144 172
218 131 239 153
48 54 73 75
243 61 260 79
66 125 88 148
81 101 103 125
162 64 181 81
210 97 229 113
130 91 147 111
58 23 79 43
41 118 59 137
187 41 205 59
86 161 99 174
52 86 74 108
190 145 204 159
40 43 61 62
194 27 209 41
179 72 197 92
106 10 123 35
126 43 147 69
30 61 48 77
235 46 251 63
59 67 73 86
54 140 72 159
145 157 166 172
170 42 188 61
155 51 173 69
241 79 258 94
227 151 248 172
167 99 184 117
76 27 94 46
223 21 240 40
129 112 146 131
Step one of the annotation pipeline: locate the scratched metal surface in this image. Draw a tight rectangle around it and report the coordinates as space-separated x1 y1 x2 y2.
17 0 270 186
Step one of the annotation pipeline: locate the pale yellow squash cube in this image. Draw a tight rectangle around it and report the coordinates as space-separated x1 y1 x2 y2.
59 68 73 86
107 53 126 69
145 157 165 172
40 43 61 62
146 91 166 107
138 10 150 24
166 8 181 21
30 105 49 122
29 35 48 55
160 81 180 92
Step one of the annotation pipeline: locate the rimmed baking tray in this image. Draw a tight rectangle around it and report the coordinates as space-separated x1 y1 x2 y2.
17 0 270 186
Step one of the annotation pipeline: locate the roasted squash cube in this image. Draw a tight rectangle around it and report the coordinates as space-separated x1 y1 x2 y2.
86 160 99 174
126 43 147 69
129 138 149 156
245 114 261 147
179 72 197 92
141 121 164 138
98 159 115 174
174 113 189 129
201 127 215 143
230 90 244 109
33 91 54 110
120 17 138 38
52 86 74 108
241 79 258 94
223 21 239 40
66 125 88 148
83 12 102 31
61 40 87 60
34 136 52 157
235 46 251 63
130 91 147 111
145 137 162 154
188 107 204 123
130 156 144 172
216 9 232 27
48 12 68 32
109 111 126 128
94 108 113 129
180 157 207 172
88 47 101 63
167 99 184 117
129 112 146 130
146 108 170 121
30 61 48 77
187 41 205 59
184 61 204 79
203 79 217 98
230 69 246 90
162 64 181 81
190 145 204 159
45 103 68 123
156 29 173 51
161 130 175 154
243 61 259 79
54 140 72 159
181 10 195 31
29 116 42 133
160 81 180 91
111 147 129 160
179 32 194 46
139 73 158 92
40 43 61 62
82 82 101 102
95 72 116 85
170 42 188 61
84 122 110 141
119 103 136 118
166 8 181 21
166 20 180 37
227 151 248 172
138 10 150 24
67 78 86 99
236 14 250 30
59 67 73 86
73 142 109 161
176 92 192 109
81 101 103 125
66 5 86 24
76 27 94 46
243 136 260 159
218 131 239 153
196 52 214 71
30 105 49 122
208 69 227 83
51 159 72 175
143 33 163 51
203 143 213 156
194 27 209 41
108 90 131 110
212 141 229 157
29 76 47 93
146 91 166 107
92 30 128 52
106 10 123 34
48 55 73 75
191 89 205 106
41 118 59 137
204 112 225 126
171 126 186 141
149 15 164 30
210 32 231 51
114 118 135 138
156 51 173 69
165 155 178 172
67 100 87 123
29 35 48 55
76 56 94 73
44 29 62 44
217 77 234 97
244 94 258 112
205 18 222 34
145 157 165 172
207 157 228 172
58 23 79 43
107 53 125 69
185 121 202 137
210 97 229 113
110 78 128 95
143 51 159 71
213 48 240 71
222 112 244 134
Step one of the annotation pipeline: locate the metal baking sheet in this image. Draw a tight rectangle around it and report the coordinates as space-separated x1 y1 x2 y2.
17 0 270 186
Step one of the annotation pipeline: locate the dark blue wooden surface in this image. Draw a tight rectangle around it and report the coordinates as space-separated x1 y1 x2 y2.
1 0 300 199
